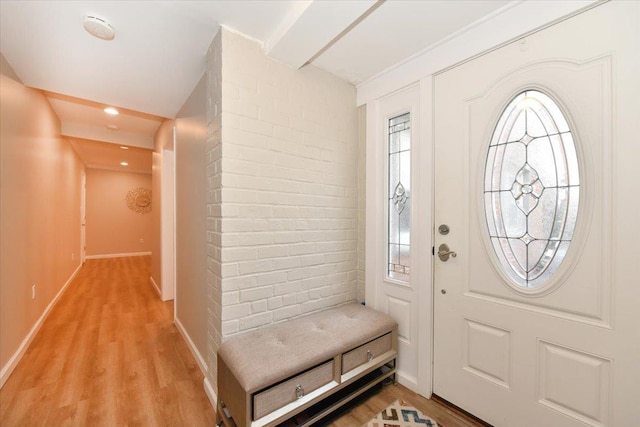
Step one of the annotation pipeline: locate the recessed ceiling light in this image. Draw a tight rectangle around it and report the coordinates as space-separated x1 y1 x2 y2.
104 107 119 115
106 124 120 131
120 146 129 150
83 16 115 41
120 162 129 166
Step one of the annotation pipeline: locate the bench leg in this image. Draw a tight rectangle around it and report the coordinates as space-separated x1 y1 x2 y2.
217 399 237 427
216 399 224 426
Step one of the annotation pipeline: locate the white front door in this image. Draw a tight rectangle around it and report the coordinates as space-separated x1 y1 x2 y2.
433 2 640 426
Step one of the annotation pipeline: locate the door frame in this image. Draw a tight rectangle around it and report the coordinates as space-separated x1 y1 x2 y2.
362 2 602 400
428 4 637 424
365 81 433 396
80 169 86 264
160 145 175 303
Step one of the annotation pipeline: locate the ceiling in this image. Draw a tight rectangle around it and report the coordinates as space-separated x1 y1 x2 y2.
46 92 163 173
69 139 153 175
0 0 514 173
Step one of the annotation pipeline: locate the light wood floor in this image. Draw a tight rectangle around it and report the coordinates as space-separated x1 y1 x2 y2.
0 256 216 426
1 256 486 427
325 383 489 427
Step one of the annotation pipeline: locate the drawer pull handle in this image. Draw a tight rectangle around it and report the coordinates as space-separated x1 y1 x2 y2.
295 384 304 399
367 350 373 361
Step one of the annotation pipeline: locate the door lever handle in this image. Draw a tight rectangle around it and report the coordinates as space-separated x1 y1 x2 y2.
438 243 457 262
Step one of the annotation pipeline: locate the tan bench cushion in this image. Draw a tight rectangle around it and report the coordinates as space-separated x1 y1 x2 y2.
218 303 397 393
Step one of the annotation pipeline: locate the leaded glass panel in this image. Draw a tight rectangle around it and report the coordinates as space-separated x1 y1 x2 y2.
388 112 410 282
484 90 580 289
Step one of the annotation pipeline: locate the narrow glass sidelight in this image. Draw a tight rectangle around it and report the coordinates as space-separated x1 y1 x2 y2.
484 90 580 289
388 112 411 282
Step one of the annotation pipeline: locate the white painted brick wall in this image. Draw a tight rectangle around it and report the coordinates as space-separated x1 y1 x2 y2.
357 106 366 303
218 28 359 337
205 28 363 395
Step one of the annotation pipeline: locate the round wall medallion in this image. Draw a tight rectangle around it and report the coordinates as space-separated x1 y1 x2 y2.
126 187 152 214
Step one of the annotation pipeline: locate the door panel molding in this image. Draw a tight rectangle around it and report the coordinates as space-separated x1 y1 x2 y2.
433 2 637 425
461 56 614 326
462 318 512 389
464 291 611 328
537 339 611 427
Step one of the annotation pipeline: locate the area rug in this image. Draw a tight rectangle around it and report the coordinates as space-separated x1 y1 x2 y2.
364 399 439 427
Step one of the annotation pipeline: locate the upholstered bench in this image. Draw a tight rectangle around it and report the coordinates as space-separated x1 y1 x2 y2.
217 303 398 427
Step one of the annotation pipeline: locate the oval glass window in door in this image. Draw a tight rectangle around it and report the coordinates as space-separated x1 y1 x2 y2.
484 89 580 289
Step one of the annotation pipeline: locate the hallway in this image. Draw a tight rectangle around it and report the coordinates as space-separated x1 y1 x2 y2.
0 256 488 427
0 256 215 426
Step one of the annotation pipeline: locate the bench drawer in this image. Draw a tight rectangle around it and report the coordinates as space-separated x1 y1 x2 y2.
253 360 334 420
341 333 392 374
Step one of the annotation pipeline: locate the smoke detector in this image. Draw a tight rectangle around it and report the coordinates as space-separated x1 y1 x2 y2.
83 16 115 41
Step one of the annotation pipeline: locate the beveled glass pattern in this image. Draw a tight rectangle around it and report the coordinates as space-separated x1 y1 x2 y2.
484 90 579 288
388 112 410 281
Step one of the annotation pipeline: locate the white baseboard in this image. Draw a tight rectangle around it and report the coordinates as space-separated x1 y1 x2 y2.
174 317 208 376
0 262 82 389
85 251 151 260
396 371 419 394
204 376 217 409
174 317 215 410
149 276 161 297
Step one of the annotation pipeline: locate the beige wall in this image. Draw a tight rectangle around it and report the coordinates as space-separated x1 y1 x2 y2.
174 73 208 367
1 53 21 82
0 55 83 383
85 169 153 257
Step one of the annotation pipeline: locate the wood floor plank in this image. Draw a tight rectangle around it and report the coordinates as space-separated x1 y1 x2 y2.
1 255 488 427
324 382 491 427
0 256 216 427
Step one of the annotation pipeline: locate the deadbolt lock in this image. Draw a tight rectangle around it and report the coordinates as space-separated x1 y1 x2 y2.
438 224 450 235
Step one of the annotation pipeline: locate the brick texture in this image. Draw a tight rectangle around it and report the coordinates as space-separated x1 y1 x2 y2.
357 105 366 303
205 28 361 393
218 29 359 336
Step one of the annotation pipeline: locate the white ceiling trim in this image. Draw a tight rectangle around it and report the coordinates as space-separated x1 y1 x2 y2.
61 122 155 149
265 1 312 55
86 164 152 175
356 0 598 105
266 0 378 69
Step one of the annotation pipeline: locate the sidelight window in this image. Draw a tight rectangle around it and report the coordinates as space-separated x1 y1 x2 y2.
388 112 411 282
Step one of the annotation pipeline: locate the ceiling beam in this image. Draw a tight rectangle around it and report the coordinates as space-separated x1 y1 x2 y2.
266 0 379 69
61 122 155 150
